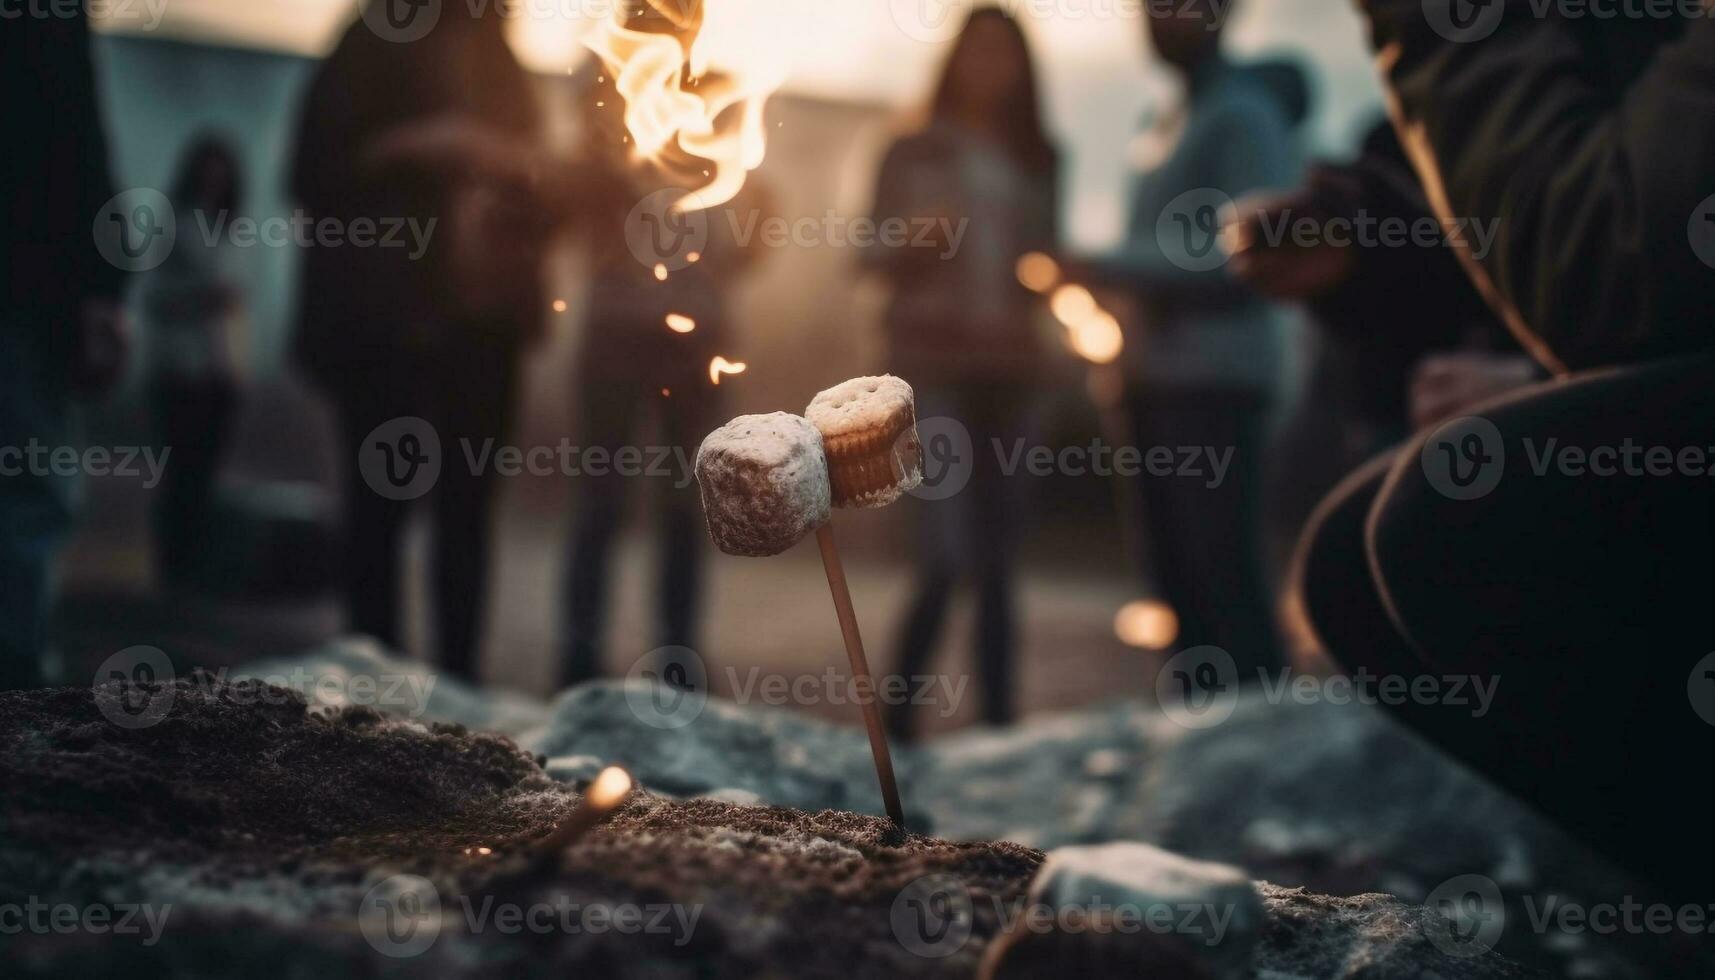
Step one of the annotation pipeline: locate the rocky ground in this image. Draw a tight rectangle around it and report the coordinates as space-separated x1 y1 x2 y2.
4 644 1707 976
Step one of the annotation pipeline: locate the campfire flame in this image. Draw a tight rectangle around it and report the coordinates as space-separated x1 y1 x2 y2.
578 0 782 211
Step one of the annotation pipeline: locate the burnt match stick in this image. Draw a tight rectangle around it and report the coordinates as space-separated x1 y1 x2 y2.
537 766 634 856
815 522 907 830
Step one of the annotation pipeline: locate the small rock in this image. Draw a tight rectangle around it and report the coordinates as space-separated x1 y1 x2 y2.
699 787 765 806
983 843 1262 980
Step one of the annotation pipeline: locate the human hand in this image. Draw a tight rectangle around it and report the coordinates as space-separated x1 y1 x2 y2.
1221 187 1355 299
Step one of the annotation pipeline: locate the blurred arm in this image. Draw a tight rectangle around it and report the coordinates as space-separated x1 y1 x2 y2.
1087 94 1298 300
1359 3 1715 370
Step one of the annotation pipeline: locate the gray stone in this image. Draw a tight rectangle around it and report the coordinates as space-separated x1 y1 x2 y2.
526 679 904 817
1032 843 1261 980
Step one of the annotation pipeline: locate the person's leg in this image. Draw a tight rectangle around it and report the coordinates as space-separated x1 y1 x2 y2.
152 378 235 584
1125 389 1203 645
429 338 518 682
1129 390 1284 673
561 364 641 687
0 324 72 690
887 385 965 739
1364 354 1715 904
968 386 1031 728
1290 452 1420 675
655 378 716 653
337 384 409 650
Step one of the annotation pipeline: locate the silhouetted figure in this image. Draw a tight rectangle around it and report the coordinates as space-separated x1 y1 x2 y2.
558 74 761 686
0 13 129 690
141 135 247 587
1296 8 1715 910
1088 0 1302 676
868 8 1060 737
291 7 552 680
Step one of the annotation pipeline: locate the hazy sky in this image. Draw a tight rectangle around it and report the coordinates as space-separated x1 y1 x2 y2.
97 0 1383 249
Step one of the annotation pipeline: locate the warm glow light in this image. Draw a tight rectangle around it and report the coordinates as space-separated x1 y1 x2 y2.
1049 284 1097 327
1069 310 1124 365
1114 599 1179 650
552 299 568 313
686 251 702 263
576 0 785 211
588 766 634 811
1016 252 1060 293
654 263 669 281
708 356 746 384
665 313 696 333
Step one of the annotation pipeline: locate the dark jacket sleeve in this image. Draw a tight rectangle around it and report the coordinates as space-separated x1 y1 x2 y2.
1358 3 1715 371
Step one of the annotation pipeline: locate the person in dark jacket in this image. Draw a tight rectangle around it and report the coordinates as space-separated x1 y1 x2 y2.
290 6 553 680
1292 6 1715 910
0 12 129 689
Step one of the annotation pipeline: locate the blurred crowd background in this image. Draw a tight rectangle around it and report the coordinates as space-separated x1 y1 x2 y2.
62 0 1391 733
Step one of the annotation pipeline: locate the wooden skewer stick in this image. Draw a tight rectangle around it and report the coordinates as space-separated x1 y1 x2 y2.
536 766 634 857
815 522 907 830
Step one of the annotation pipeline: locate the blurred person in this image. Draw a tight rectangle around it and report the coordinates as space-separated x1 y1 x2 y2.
140 135 247 587
0 12 130 689
558 73 764 687
1292 8 1715 909
865 8 1060 737
290 5 554 681
1085 0 1303 676
1222 120 1541 539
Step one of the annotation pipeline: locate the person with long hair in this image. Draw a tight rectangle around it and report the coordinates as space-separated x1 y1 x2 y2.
867 8 1060 738
141 134 247 587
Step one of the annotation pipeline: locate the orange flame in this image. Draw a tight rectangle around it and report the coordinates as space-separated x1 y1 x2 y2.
578 0 779 211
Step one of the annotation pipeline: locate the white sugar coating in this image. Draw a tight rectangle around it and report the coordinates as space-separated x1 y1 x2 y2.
805 375 915 438
694 413 831 557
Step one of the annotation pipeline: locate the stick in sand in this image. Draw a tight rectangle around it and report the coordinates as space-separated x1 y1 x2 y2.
535 766 634 858
815 522 906 829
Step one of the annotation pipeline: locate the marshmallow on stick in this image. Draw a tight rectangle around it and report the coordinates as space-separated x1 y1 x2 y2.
692 378 921 829
803 376 922 829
